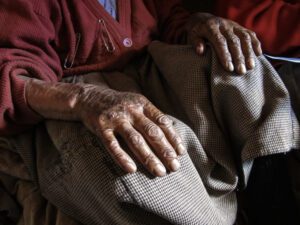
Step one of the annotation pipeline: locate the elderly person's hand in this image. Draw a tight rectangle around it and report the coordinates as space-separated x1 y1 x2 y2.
25 79 185 177
187 13 263 75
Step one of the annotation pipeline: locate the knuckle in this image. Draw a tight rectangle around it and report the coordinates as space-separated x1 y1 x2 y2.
217 17 226 26
134 93 148 103
119 94 147 110
145 102 157 113
163 149 177 159
113 152 125 160
205 18 214 26
128 132 144 147
144 123 163 140
206 17 220 27
229 36 240 45
206 24 218 34
240 32 251 41
127 105 143 115
147 107 161 119
171 134 182 144
117 121 132 133
168 134 183 149
101 128 113 137
98 114 106 123
224 52 232 60
117 121 127 130
236 56 245 63
107 140 119 151
248 31 257 38
144 153 156 166
214 34 226 45
156 114 172 126
107 111 121 120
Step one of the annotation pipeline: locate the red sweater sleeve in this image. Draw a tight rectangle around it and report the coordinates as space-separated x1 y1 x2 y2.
214 0 300 57
151 0 191 44
0 0 62 135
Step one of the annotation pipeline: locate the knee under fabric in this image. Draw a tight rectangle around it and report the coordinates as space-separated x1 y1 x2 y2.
0 42 299 225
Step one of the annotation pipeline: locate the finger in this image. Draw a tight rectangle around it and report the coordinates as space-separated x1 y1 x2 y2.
116 121 167 177
143 104 186 155
223 30 246 75
234 28 256 70
195 38 206 55
133 115 180 172
248 31 263 56
207 30 234 72
189 29 206 55
190 19 234 72
98 128 137 173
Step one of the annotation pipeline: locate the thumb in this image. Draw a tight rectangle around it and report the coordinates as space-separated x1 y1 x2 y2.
194 38 206 55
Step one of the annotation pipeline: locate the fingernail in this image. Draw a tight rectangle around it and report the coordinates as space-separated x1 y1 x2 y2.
153 164 166 177
177 144 186 155
238 64 247 74
169 159 181 171
126 163 137 173
227 62 234 72
258 46 263 55
197 45 204 55
248 58 255 69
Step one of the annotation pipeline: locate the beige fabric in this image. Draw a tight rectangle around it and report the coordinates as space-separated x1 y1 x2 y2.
0 138 81 225
0 42 299 225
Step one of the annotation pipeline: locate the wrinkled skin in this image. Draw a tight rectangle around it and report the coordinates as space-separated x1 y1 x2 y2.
26 80 185 177
77 86 186 176
25 13 263 177
187 13 263 75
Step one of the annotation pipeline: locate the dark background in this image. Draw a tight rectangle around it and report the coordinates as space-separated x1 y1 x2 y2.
183 0 213 12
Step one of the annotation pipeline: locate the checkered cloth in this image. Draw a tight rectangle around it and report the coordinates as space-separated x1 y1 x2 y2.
1 42 299 225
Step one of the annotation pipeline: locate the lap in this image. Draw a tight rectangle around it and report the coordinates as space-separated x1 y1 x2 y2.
1 42 298 225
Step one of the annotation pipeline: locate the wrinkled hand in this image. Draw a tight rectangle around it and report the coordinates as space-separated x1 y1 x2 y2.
26 79 186 177
76 86 186 177
187 13 263 75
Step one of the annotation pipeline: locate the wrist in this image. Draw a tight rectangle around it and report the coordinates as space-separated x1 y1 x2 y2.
74 84 119 118
25 79 83 121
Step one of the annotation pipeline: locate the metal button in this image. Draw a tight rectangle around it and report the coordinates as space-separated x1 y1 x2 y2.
123 38 133 47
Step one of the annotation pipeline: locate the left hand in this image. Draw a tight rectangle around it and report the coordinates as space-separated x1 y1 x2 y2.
187 13 263 75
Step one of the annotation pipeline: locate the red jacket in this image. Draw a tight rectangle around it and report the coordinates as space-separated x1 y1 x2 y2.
0 0 189 135
214 0 300 57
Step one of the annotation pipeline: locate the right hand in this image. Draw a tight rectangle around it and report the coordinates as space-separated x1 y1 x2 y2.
187 13 263 75
75 86 186 177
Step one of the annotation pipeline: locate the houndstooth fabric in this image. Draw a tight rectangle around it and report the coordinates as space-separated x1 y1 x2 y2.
3 42 300 225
